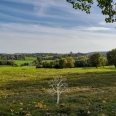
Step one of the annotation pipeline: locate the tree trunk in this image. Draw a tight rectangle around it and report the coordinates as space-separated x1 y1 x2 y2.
57 92 60 104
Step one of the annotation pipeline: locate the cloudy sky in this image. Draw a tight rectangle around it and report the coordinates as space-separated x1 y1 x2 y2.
0 0 116 53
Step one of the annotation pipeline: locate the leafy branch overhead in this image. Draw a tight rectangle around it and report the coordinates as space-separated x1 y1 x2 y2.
67 0 116 23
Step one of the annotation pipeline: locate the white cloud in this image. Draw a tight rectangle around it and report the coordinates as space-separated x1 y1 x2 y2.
80 27 111 31
1 0 116 53
0 22 116 53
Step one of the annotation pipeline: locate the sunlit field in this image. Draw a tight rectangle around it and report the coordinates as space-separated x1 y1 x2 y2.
14 57 36 66
0 66 116 116
14 57 54 66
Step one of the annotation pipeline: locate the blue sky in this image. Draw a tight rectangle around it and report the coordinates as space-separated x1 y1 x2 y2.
0 0 116 53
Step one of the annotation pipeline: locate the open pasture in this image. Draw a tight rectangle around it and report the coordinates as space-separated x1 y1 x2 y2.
14 57 36 66
0 66 116 116
14 57 53 66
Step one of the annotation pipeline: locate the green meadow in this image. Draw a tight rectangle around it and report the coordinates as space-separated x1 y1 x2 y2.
14 57 53 66
14 57 36 66
0 66 116 116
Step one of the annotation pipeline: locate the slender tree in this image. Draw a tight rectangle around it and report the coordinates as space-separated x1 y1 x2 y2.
47 76 68 104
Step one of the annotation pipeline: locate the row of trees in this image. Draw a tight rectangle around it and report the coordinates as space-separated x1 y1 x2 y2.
0 52 87 61
0 54 25 60
35 54 106 68
34 56 75 68
75 48 116 68
0 60 15 66
1 48 116 68
35 48 116 68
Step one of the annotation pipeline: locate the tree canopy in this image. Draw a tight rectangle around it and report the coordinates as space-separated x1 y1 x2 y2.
89 52 106 68
67 0 116 23
107 48 116 67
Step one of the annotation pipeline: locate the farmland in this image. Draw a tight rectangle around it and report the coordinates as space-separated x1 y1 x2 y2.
14 57 36 66
14 57 54 66
0 66 116 115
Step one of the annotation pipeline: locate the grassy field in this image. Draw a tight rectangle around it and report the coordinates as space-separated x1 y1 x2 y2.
14 57 36 66
0 66 116 116
14 57 53 66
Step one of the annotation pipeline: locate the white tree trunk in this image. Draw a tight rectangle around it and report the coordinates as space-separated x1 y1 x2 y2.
57 92 60 104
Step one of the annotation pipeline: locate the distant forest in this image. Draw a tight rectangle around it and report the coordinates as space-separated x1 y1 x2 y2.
0 51 108 68
0 51 107 60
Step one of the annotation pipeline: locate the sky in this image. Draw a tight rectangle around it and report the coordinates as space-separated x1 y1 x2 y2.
0 0 116 53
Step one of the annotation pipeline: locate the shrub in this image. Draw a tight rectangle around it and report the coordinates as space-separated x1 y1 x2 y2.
65 62 74 68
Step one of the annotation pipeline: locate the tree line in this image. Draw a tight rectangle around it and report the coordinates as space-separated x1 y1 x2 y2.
0 52 86 60
0 60 15 66
0 48 116 68
0 54 25 60
35 48 116 68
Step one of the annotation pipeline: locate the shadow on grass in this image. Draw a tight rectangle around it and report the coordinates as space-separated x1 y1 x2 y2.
1 70 116 116
1 70 116 91
0 79 49 91
62 71 116 88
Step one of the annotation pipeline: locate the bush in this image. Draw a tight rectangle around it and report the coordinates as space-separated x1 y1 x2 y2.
65 62 74 68
36 64 43 68
21 63 29 66
0 60 15 66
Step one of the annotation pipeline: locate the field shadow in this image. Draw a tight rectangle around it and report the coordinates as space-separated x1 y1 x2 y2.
1 70 116 91
61 71 116 88
0 78 49 91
